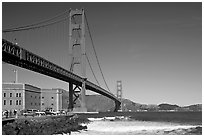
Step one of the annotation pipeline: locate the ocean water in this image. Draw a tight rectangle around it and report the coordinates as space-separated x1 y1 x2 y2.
71 117 201 135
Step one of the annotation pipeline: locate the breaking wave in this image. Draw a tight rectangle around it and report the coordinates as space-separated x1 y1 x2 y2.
71 116 201 135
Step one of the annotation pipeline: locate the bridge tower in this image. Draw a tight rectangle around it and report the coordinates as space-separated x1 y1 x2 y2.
116 80 123 111
68 9 87 112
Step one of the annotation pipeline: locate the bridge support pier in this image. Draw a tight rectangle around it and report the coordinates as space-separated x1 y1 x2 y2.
80 78 87 112
68 80 87 112
72 78 87 112
68 82 74 111
114 101 121 112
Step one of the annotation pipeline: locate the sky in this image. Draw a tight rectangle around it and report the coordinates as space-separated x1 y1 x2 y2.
2 2 202 106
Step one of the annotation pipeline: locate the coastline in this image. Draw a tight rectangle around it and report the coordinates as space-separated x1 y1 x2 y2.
2 112 202 135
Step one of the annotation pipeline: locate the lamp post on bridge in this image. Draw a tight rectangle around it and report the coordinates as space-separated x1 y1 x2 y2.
13 69 18 83
3 62 18 83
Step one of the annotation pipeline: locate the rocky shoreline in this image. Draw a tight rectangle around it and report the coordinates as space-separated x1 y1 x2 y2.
2 114 89 135
163 126 202 135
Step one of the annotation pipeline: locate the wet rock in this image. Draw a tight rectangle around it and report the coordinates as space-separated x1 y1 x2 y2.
186 126 202 135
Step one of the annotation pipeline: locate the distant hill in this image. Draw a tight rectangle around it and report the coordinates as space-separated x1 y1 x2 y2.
85 95 115 112
85 95 159 112
121 99 159 112
181 104 202 111
84 95 202 112
120 98 141 111
158 103 179 110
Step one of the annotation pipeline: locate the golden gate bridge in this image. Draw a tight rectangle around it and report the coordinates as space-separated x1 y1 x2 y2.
2 9 121 112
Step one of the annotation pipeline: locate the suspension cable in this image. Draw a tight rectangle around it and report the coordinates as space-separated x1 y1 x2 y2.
84 12 110 92
3 16 69 33
86 54 101 86
3 10 69 33
72 17 101 86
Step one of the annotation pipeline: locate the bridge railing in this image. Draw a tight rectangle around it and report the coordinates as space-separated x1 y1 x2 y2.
2 39 21 58
25 50 82 82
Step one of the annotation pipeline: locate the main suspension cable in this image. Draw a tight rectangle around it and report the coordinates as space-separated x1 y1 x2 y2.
84 12 110 92
3 16 69 33
3 10 69 33
86 54 101 86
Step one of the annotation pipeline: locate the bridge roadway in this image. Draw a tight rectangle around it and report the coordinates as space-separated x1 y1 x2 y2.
2 39 121 111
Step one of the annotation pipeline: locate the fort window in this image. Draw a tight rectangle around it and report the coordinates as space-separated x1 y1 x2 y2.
16 93 18 97
19 100 21 105
19 93 21 97
51 97 54 99
10 93 12 97
3 100 6 105
16 100 18 105
3 93 6 97
10 100 12 105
